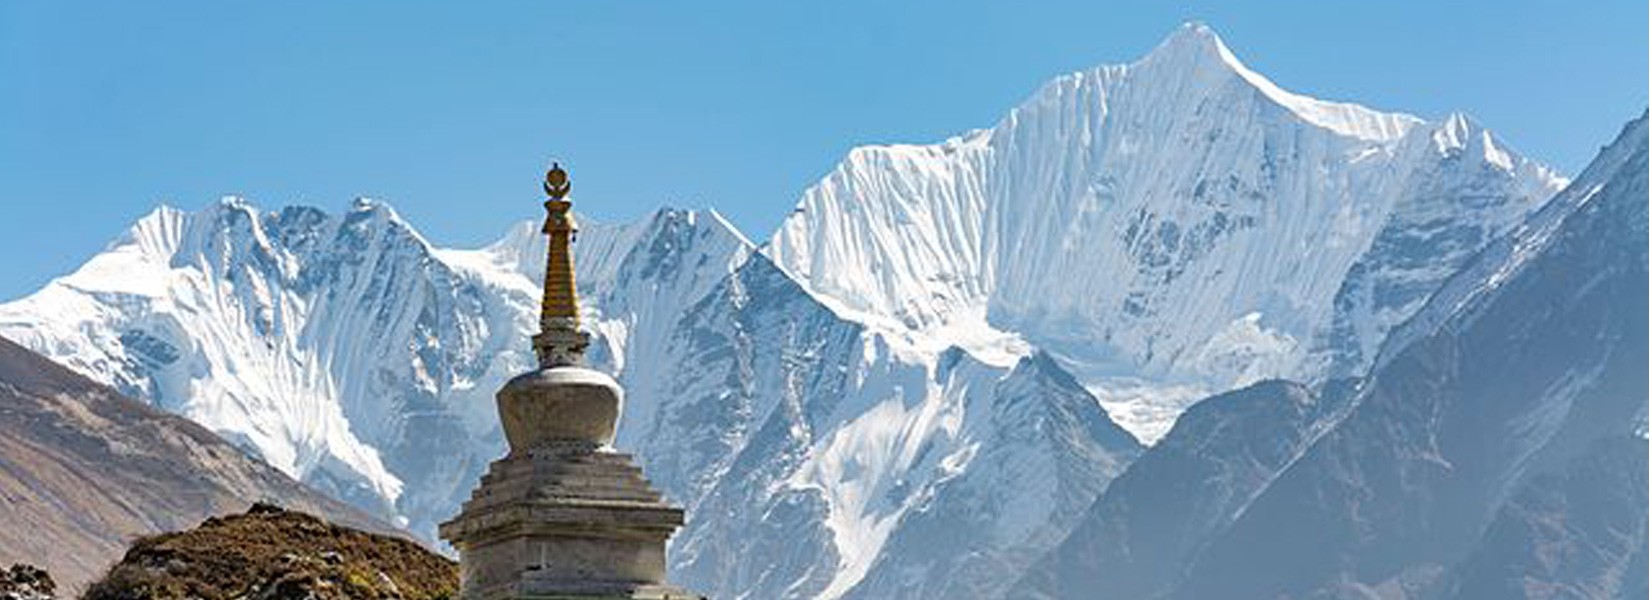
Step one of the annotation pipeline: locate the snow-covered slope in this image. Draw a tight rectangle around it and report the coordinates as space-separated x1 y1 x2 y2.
768 23 1563 441
1172 113 1647 600
0 196 1142 600
596 254 1140 600
0 200 473 526
1018 113 1646 600
840 351 1140 600
0 201 755 541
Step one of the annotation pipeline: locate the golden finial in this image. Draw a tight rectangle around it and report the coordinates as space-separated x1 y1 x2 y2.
544 163 571 199
533 161 588 368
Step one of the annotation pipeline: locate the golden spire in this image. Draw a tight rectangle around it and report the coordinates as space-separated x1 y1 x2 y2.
533 162 589 368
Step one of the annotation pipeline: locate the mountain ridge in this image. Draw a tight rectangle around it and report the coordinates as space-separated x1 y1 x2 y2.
768 23 1562 442
0 24 1601 600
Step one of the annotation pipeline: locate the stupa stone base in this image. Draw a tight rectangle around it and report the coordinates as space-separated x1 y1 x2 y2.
440 439 703 600
464 580 703 600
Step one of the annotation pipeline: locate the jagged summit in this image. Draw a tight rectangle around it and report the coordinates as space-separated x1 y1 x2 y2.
768 22 1563 442
0 196 767 542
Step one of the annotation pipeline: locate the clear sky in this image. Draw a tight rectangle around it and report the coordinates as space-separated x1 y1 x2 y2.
1 1 1645 300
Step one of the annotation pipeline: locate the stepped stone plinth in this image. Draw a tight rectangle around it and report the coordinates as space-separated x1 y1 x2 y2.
439 164 703 600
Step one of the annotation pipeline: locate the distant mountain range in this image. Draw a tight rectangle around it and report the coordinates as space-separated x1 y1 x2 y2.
0 23 1641 600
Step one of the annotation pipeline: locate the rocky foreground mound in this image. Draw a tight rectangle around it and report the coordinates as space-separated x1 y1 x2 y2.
0 564 56 600
82 504 455 600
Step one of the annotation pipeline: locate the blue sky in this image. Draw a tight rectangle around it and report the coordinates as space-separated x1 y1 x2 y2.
1 1 1644 300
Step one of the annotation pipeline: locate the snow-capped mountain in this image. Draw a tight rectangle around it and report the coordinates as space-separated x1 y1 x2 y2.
0 201 759 542
0 194 1143 600
769 23 1563 442
0 23 1596 600
1169 114 1647 600
0 200 524 536
1019 113 1646 600
612 254 1140 600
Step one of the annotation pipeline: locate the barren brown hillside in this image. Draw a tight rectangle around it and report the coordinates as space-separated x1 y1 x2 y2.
0 335 395 593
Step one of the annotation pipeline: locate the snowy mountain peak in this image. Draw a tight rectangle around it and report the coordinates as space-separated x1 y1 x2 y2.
466 206 752 280
769 23 1563 443
339 197 432 247
0 197 549 533
1133 23 1420 142
1134 22 1239 78
350 196 382 211
1424 112 1561 180
120 204 190 262
1151 22 1225 54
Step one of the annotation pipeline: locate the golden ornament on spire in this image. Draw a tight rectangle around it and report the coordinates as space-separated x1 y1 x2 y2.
532 162 589 368
544 164 571 199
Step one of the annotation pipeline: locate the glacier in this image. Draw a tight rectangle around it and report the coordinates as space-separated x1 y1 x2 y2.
0 23 1582 600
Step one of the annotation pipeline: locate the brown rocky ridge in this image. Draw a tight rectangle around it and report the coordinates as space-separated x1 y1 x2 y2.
83 503 456 600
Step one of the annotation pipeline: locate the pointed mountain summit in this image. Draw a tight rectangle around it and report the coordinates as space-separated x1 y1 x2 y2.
768 22 1562 442
1136 23 1420 141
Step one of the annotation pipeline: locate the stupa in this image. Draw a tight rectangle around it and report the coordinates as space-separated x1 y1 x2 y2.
439 164 703 600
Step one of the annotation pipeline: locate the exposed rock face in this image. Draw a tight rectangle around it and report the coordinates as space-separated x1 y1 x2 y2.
653 260 1142 600
1009 113 1647 600
0 336 386 592
1446 436 1648 600
1169 115 1647 599
1016 380 1323 599
83 503 455 600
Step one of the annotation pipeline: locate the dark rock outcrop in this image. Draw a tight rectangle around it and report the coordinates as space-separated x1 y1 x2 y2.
1172 114 1648 599
0 564 55 600
1446 436 1648 599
